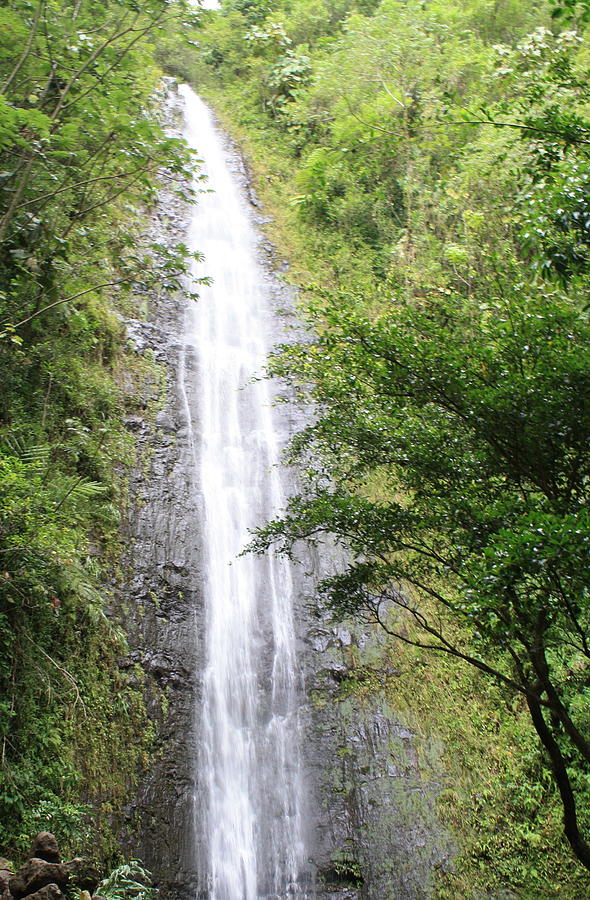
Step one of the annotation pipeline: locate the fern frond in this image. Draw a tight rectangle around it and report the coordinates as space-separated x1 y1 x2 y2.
1 436 51 466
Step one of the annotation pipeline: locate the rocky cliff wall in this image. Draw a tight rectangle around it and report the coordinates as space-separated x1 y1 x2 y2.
114 83 455 900
301 614 456 899
112 88 202 900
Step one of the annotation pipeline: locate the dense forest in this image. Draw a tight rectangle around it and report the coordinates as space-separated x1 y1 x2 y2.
1 0 590 897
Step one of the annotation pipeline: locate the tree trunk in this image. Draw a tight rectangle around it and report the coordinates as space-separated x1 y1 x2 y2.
527 691 590 871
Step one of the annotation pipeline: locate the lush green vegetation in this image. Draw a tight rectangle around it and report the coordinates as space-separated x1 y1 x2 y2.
173 0 590 893
0 0 199 862
2 0 590 893
96 860 156 900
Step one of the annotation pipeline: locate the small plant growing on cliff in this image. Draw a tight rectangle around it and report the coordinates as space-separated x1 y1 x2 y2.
95 861 155 900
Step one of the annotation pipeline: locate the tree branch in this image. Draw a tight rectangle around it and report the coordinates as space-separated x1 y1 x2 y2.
0 0 44 96
5 278 128 331
527 691 590 870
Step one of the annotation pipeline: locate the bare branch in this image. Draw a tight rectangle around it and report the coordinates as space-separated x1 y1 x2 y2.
20 630 86 715
6 278 128 331
0 0 44 96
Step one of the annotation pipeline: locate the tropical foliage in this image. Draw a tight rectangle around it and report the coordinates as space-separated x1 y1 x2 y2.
0 0 199 859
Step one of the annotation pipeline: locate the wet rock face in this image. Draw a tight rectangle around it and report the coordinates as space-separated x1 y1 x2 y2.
302 620 456 900
113 86 201 900
113 83 303 900
115 299 202 898
115 82 453 900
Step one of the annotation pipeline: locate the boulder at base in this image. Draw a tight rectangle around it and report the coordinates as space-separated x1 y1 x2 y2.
0 866 13 900
30 836 60 866
9 861 68 900
18 885 64 900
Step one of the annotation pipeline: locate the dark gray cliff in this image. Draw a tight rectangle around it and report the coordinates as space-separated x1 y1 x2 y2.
302 619 456 899
113 89 203 900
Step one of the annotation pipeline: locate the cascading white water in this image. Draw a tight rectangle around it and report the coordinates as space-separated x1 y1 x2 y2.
178 85 307 899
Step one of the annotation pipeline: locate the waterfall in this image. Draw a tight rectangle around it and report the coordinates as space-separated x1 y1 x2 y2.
178 84 307 900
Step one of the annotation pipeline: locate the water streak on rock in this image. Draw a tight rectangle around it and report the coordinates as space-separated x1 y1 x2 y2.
179 84 306 900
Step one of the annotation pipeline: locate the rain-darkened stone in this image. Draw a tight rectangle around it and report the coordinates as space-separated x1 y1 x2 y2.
10 861 68 900
116 81 456 900
29 836 59 866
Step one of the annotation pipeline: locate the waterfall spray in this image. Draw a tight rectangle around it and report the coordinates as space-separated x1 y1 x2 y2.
179 84 306 900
